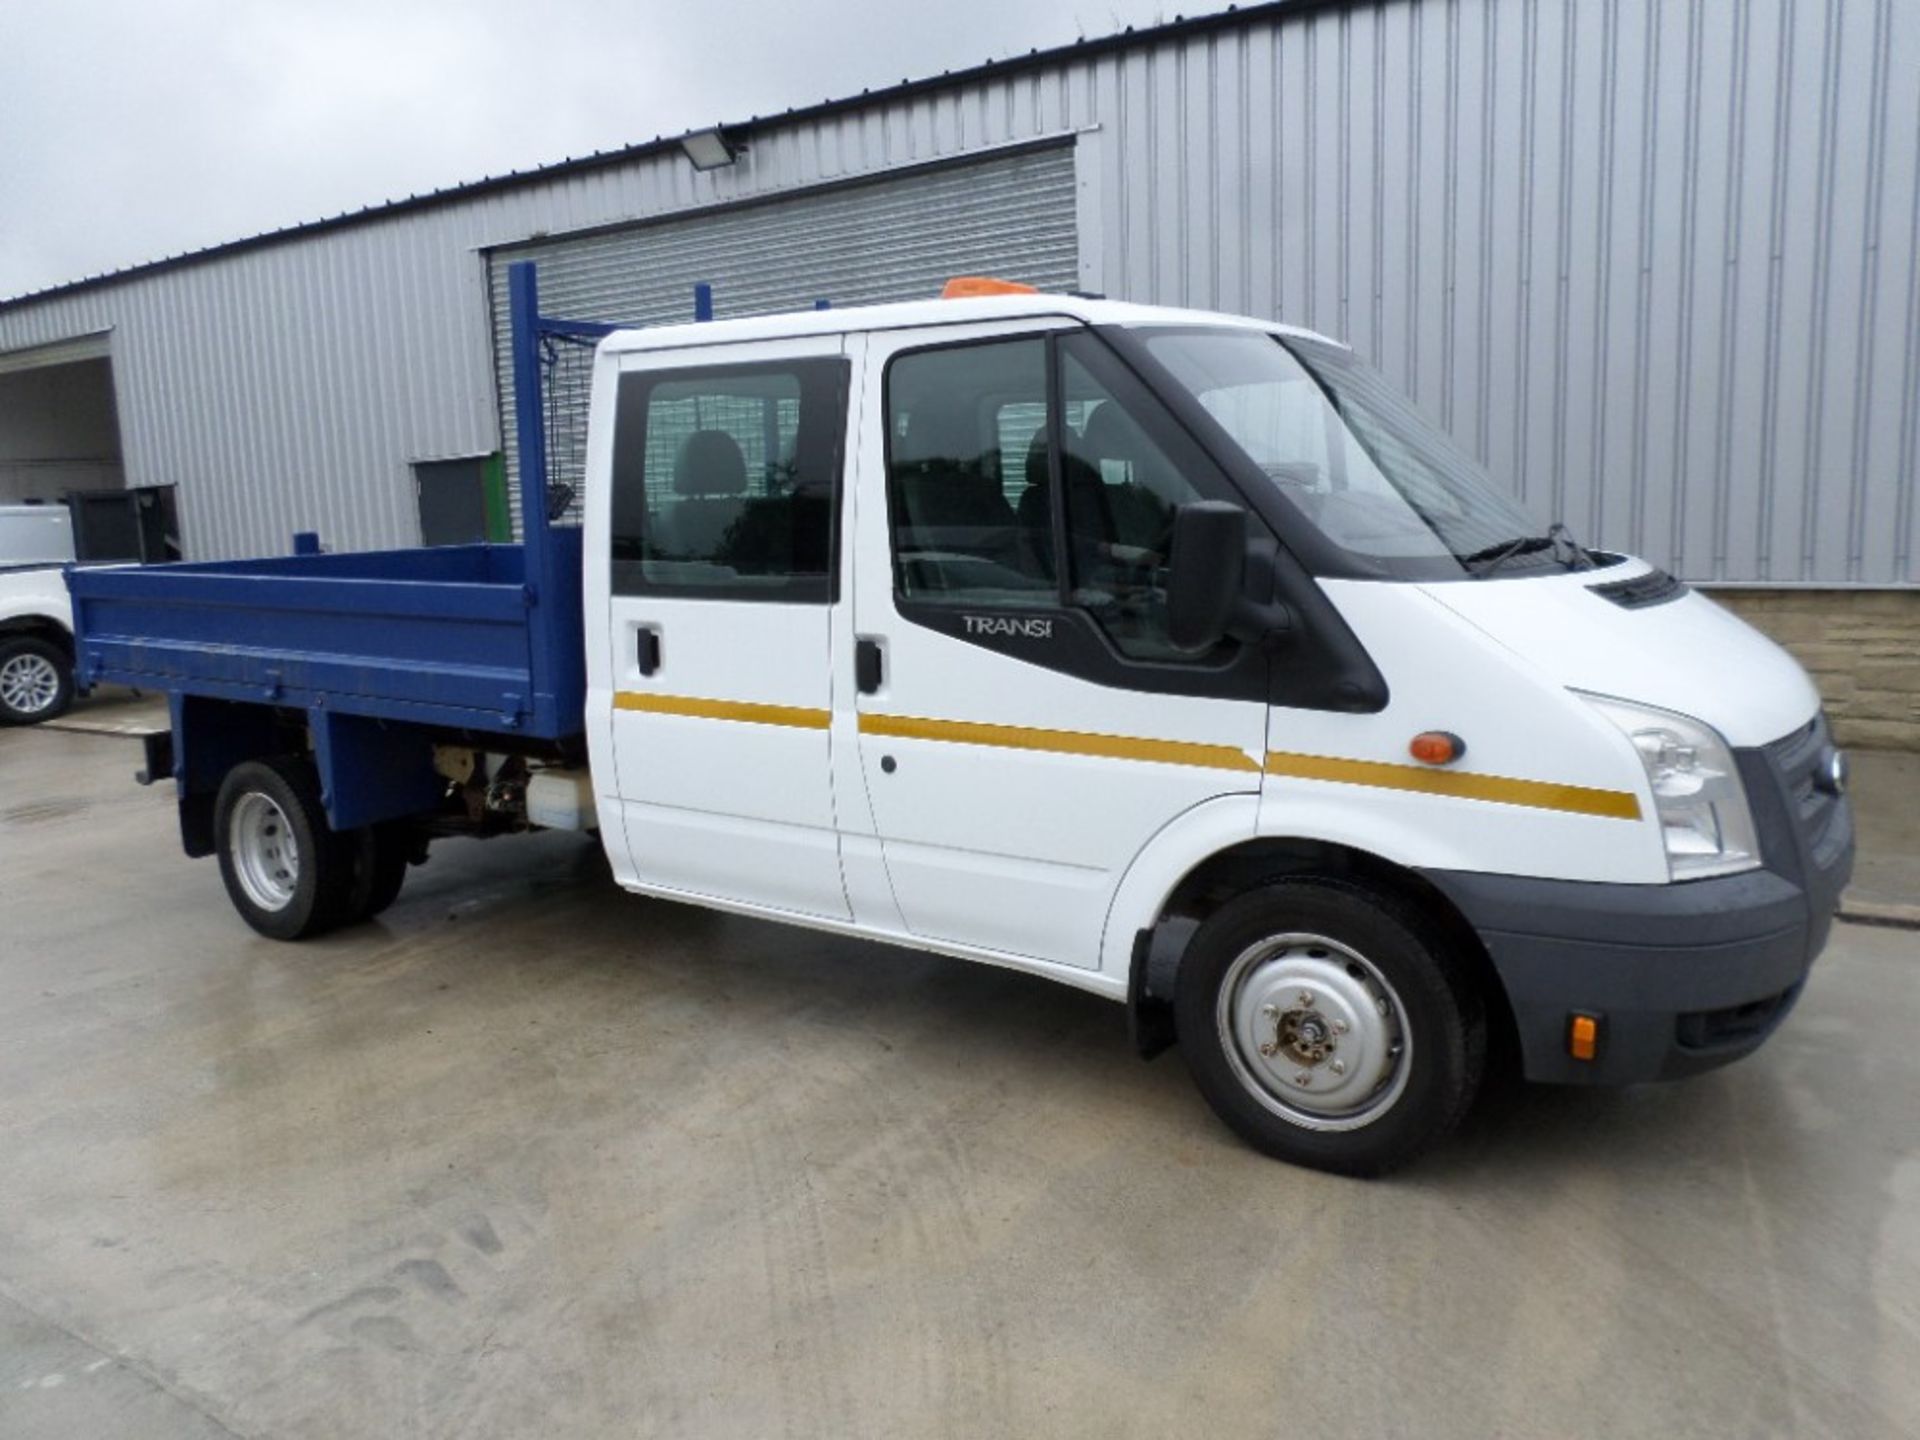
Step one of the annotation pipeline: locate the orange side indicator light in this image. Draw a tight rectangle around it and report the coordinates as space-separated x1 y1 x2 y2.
1408 730 1466 766
1569 1014 1600 1062
941 275 1039 299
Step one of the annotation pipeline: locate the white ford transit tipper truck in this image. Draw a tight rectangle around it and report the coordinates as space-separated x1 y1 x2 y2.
67 272 1855 1174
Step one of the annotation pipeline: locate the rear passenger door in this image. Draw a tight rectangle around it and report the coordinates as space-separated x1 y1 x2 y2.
845 322 1271 969
601 339 853 920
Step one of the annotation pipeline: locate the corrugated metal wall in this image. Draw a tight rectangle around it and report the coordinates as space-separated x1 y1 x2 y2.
0 221 505 559
488 144 1080 527
1 0 1914 583
1131 0 1916 588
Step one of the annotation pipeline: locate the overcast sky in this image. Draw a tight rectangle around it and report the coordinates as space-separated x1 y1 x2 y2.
0 0 1232 300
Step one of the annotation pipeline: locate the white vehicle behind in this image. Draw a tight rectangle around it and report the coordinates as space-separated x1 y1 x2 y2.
0 506 77 724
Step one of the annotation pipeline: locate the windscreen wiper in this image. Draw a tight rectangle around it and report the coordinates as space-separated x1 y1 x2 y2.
1461 522 1585 578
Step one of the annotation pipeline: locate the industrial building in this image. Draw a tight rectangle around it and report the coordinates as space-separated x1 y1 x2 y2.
0 0 1915 742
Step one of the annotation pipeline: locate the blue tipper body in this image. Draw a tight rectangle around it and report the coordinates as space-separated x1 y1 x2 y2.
64 262 618 838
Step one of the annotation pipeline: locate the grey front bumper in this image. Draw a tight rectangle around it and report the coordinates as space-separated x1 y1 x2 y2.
1423 716 1855 1086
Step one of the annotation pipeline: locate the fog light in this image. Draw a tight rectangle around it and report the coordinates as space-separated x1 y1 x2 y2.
1569 1013 1600 1062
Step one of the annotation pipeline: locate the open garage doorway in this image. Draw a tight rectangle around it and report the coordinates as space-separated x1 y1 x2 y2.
0 336 177 561
0 336 125 505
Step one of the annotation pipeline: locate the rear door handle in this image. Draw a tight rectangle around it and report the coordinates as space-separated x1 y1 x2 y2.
855 638 883 695
636 626 662 676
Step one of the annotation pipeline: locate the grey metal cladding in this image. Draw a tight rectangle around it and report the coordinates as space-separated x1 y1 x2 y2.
0 0 1912 585
1080 0 1918 587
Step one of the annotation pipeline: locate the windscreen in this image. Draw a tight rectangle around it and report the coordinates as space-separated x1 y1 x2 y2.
1137 327 1566 580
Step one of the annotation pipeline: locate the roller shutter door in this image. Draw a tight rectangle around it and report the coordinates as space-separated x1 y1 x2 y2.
488 143 1079 526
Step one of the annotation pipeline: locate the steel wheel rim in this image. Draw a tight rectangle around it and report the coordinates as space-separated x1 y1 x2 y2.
230 792 300 912
0 652 60 715
1215 931 1413 1132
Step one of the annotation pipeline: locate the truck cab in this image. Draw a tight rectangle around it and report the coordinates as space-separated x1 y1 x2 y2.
579 285 1852 1173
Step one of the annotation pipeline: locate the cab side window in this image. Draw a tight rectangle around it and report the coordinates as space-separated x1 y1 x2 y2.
609 358 847 601
1056 336 1219 662
885 332 1236 664
884 339 1057 605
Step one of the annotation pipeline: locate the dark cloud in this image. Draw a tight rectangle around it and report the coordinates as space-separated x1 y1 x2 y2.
0 0 1208 299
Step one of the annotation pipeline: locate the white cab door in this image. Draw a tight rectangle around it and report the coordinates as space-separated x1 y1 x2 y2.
843 322 1270 969
601 337 852 920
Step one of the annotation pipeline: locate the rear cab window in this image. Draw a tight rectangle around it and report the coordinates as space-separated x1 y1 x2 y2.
608 357 849 602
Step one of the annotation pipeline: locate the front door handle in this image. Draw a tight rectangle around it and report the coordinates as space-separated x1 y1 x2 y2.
636 626 662 676
855 638 883 695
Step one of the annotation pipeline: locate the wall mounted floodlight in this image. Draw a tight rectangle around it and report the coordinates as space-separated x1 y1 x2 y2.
679 127 742 171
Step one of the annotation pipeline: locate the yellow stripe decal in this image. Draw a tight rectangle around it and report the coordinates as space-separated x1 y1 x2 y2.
1263 749 1641 820
613 691 830 730
616 694 1633 817
858 712 1261 773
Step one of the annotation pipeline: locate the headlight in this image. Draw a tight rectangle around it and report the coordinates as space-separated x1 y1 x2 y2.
1578 694 1760 880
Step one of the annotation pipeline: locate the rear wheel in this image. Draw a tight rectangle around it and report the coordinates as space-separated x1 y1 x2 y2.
1174 878 1486 1177
0 636 72 725
341 822 412 923
215 758 355 940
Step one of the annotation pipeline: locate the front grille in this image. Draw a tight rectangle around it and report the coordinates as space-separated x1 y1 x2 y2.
1676 983 1801 1050
1763 714 1849 872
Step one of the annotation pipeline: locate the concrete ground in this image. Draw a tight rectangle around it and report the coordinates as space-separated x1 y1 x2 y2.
34 684 171 738
2 720 1917 1439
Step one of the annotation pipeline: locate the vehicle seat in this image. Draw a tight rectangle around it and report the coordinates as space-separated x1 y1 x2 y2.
1077 402 1171 552
1015 429 1107 580
891 407 1026 583
654 429 749 560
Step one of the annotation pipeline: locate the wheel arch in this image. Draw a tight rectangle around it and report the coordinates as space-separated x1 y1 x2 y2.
1122 832 1517 1067
0 616 74 659
172 696 308 857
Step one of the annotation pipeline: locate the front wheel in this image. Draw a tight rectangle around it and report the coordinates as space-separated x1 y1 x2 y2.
1174 878 1486 1177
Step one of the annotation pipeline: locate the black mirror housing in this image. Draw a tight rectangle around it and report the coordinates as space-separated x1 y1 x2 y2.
1166 502 1249 652
1166 501 1296 654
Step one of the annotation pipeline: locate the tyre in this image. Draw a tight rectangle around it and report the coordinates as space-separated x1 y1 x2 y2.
0 636 73 725
1174 878 1486 1177
340 822 412 923
214 758 356 940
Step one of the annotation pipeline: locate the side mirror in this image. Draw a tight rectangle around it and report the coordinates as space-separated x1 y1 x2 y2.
1165 501 1296 653
1166 502 1249 652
